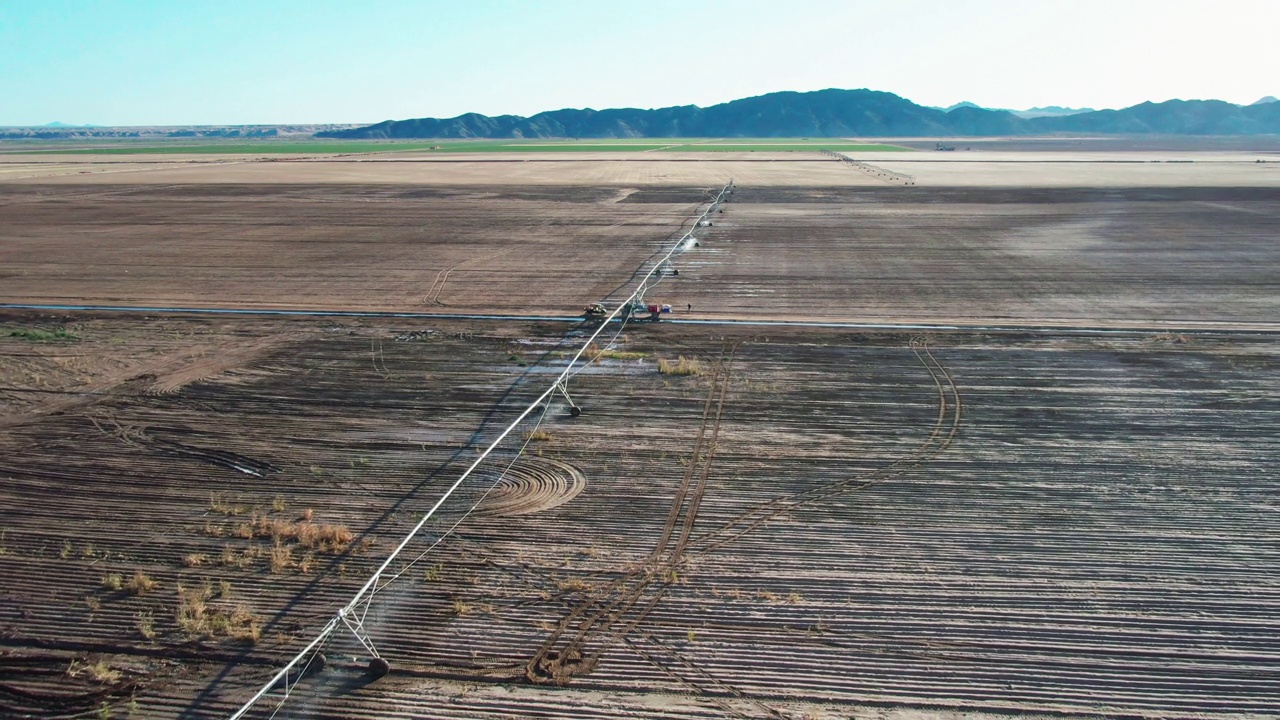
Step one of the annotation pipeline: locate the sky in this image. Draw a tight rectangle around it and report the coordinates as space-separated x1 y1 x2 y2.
1 0 1277 126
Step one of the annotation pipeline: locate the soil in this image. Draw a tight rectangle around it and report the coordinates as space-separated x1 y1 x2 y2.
0 147 1276 719
4 182 1277 327
0 184 703 313
677 185 1280 326
1 318 1275 718
0 153 881 186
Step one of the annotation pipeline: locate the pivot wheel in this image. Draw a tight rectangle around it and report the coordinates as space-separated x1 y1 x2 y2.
368 657 391 678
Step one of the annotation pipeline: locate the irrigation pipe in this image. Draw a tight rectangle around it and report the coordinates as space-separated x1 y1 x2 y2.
228 179 733 719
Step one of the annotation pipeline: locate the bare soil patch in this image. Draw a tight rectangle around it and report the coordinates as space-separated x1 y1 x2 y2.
0 317 1275 718
6 182 1277 329
0 153 879 186
1 148 1276 719
671 186 1280 326
0 184 703 314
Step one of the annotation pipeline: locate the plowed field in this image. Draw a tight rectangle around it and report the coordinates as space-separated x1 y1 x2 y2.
1 318 1276 718
678 186 1280 327
1 148 1277 720
0 184 709 313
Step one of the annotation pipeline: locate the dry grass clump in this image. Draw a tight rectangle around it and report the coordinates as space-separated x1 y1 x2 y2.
253 515 295 541
219 544 252 569
244 514 353 554
136 611 156 640
208 493 248 516
657 356 702 375
295 521 354 552
208 510 353 575
182 553 208 568
67 658 120 684
176 583 261 643
100 573 123 591
555 576 593 593
523 429 553 442
124 570 157 596
269 543 293 574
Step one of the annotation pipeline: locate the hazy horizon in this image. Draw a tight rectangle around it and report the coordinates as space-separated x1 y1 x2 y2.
2 0 1276 126
7 90 1279 130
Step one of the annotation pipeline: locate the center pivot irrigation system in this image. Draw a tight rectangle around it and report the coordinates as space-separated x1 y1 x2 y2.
228 180 734 719
820 149 915 186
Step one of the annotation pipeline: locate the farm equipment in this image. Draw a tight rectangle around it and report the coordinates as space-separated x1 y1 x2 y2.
645 303 672 321
585 300 670 322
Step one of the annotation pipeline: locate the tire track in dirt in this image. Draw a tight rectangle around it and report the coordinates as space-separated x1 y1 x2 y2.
86 417 281 477
365 334 955 717
0 184 186 206
146 335 294 395
0 331 295 430
524 343 740 687
623 631 786 720
485 338 956 717
422 248 519 306
689 336 960 556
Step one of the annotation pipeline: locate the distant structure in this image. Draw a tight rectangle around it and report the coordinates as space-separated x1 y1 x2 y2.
935 142 956 151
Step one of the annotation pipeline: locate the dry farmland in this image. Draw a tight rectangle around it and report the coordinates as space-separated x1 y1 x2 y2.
0 146 1277 720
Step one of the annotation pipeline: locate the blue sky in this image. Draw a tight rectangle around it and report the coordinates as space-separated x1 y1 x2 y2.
1 0 1276 126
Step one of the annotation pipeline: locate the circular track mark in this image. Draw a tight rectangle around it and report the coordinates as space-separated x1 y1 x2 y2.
474 456 587 517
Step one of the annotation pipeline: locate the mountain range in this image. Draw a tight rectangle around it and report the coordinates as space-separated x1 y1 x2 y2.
935 102 1094 119
320 89 1280 139
0 123 359 140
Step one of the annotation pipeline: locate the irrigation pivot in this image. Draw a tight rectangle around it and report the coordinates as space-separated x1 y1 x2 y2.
227 180 733 719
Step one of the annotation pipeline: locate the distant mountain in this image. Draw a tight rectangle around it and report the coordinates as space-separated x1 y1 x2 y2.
1252 96 1279 105
9 92 1272 142
326 90 963 139
1010 106 1095 119
323 89 1280 139
0 123 361 140
1028 98 1280 135
931 102 1094 119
